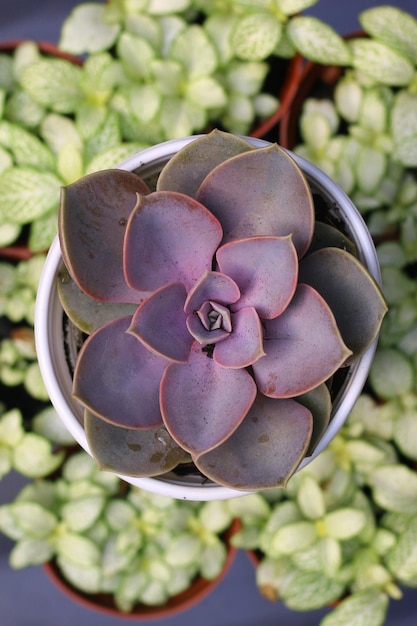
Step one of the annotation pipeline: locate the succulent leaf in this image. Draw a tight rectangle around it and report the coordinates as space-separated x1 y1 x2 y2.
196 144 314 257
299 248 388 362
184 270 240 314
216 236 298 319
85 411 188 477
156 129 253 197
195 395 313 491
307 221 357 256
124 191 223 292
253 284 352 398
57 265 138 334
128 282 192 363
213 307 265 369
73 316 169 429
160 343 257 455
59 169 150 303
296 384 332 455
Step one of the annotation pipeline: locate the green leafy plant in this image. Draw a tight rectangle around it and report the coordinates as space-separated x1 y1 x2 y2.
286 5 417 402
0 42 149 252
231 394 417 626
57 0 349 141
0 449 234 612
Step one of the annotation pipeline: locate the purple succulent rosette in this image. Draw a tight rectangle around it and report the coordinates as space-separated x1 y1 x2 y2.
58 130 387 491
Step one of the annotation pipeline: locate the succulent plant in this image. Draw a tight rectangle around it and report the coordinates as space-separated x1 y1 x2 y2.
57 129 386 492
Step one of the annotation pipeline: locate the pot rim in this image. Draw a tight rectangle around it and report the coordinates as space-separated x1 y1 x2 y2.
35 134 381 501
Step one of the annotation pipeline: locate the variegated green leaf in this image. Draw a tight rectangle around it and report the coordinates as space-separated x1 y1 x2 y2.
19 59 83 114
28 210 58 252
321 589 389 626
12 433 64 477
349 38 414 86
171 24 219 78
287 16 351 65
8 501 57 539
10 538 54 569
0 54 15 91
277 0 319 16
0 121 55 172
55 532 101 568
231 13 282 61
368 464 417 514
324 508 366 540
59 3 121 54
0 168 61 224
355 147 386 194
280 568 346 610
40 113 83 155
386 517 417 582
61 495 106 532
57 556 102 593
297 475 325 520
359 6 417 64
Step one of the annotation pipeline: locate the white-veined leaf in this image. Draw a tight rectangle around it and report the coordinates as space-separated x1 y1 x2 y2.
287 17 351 65
321 589 388 626
0 167 61 224
349 38 414 86
20 59 83 114
59 3 121 54
386 517 417 582
231 13 282 61
368 464 417 514
0 121 55 172
10 538 54 568
359 6 417 64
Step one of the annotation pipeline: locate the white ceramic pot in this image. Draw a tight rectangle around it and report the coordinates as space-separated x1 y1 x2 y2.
35 135 382 501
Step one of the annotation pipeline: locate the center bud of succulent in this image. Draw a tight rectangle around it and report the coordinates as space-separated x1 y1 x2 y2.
197 300 232 333
186 298 233 347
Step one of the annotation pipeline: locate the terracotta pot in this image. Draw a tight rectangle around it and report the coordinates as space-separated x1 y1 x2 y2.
42 520 238 620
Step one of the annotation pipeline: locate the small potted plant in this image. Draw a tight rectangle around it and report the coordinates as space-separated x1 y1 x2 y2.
35 129 387 500
0 448 237 618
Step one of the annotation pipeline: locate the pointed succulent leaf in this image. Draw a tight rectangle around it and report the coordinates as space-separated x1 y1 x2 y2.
157 129 253 198
296 384 332 455
195 395 313 491
213 307 265 368
85 411 188 477
73 316 168 429
253 284 352 398
128 282 192 362
59 169 150 303
196 144 314 257
160 343 257 455
124 191 223 292
184 270 240 314
299 248 387 362
216 236 298 319
57 265 138 334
